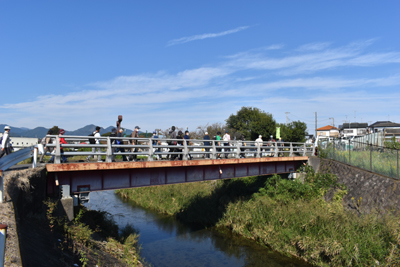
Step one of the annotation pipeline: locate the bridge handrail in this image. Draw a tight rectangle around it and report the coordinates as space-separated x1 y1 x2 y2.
42 135 314 163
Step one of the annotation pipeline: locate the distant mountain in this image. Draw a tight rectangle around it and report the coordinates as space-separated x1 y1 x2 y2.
0 123 133 137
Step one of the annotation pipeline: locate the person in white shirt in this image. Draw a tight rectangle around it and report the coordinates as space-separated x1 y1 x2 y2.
0 126 13 158
255 135 263 157
223 130 231 159
87 126 103 162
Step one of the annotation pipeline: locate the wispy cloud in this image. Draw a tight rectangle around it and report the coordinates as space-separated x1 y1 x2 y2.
167 26 250 46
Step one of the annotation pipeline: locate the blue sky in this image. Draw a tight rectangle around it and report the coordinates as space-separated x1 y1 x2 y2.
1 1 399 136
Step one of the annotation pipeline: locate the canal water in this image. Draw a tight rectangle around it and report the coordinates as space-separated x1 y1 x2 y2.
85 190 311 267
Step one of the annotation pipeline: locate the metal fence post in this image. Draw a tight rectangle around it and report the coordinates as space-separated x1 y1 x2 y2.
236 141 240 159
397 149 399 179
0 170 3 204
211 140 216 159
0 223 7 266
274 142 278 157
55 136 61 164
349 139 351 165
32 147 37 168
289 143 293 157
333 140 335 160
370 144 372 172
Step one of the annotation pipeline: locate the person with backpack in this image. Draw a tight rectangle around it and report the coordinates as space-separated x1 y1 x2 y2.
39 129 54 163
176 130 184 160
203 132 211 159
0 126 13 159
87 126 102 162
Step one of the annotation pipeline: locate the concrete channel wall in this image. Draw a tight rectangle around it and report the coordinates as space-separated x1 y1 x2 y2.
315 157 400 214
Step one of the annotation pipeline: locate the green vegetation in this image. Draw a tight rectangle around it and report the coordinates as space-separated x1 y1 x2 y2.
320 143 399 179
116 166 400 266
43 200 142 266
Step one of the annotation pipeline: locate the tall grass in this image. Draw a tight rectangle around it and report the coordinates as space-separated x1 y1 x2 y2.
116 166 400 266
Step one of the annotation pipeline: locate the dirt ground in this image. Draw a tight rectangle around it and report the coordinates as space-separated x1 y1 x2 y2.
1 167 140 267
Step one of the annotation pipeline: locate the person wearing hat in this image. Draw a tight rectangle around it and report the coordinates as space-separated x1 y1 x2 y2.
0 126 13 159
87 126 102 162
130 126 140 161
223 130 231 159
203 131 211 158
49 128 68 163
255 135 263 157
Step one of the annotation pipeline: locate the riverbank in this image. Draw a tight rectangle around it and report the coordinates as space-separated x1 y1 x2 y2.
1 167 144 267
116 165 400 266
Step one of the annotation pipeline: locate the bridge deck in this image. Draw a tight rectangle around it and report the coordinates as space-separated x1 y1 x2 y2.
46 156 308 195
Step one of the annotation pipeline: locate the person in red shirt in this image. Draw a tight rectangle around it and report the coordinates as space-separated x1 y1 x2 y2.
49 129 68 163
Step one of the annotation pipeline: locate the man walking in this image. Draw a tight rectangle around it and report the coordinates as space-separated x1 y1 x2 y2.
0 126 13 158
184 130 193 160
203 132 211 158
117 128 128 161
167 126 177 160
223 130 231 159
130 126 140 161
87 126 102 162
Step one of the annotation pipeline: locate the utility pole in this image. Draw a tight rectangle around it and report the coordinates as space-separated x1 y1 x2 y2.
285 112 290 125
329 117 334 127
315 112 317 138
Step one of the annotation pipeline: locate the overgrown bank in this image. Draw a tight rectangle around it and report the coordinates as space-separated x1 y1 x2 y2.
116 166 400 266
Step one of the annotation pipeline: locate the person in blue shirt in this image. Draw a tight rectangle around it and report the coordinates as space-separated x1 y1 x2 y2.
184 130 193 160
152 131 161 160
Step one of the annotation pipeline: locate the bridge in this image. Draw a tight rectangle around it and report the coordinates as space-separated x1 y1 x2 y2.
42 135 314 196
1 135 315 201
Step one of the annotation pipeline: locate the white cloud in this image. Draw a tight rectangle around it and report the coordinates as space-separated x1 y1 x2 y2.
167 26 250 46
297 42 331 51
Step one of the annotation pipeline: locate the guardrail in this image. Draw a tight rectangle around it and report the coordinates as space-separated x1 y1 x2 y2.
43 135 315 164
0 223 7 267
0 146 37 172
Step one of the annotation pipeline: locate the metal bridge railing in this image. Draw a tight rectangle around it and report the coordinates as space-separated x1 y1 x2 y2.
42 135 314 164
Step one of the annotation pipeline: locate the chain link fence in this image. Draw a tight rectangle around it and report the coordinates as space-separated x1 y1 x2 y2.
318 138 400 179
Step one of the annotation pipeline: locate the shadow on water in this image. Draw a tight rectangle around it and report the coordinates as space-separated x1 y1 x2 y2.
86 189 312 267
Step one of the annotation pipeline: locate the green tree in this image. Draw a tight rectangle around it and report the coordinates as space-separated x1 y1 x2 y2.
49 125 60 135
278 121 308 142
226 107 276 140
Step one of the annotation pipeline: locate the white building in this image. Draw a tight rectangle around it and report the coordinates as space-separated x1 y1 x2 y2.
316 125 339 137
0 133 38 150
339 123 368 138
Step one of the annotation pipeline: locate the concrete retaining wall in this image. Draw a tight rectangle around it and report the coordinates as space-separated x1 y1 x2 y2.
318 157 400 214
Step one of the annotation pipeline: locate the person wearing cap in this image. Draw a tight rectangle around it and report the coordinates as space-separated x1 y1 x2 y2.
0 126 13 159
203 132 211 159
152 130 161 160
223 130 231 159
130 126 140 161
49 129 68 163
87 126 102 162
255 135 263 157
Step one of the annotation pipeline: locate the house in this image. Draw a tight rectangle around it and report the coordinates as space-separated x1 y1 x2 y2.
369 121 400 133
316 125 339 137
338 123 368 138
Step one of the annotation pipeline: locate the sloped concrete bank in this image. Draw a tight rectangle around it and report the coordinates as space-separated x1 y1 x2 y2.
315 157 400 214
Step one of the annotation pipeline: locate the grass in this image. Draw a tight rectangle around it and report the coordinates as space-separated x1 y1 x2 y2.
116 165 400 266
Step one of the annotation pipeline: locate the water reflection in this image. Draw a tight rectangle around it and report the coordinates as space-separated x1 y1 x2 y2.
86 190 311 267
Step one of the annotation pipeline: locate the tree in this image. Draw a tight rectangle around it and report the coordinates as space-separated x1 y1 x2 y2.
49 126 60 135
278 121 308 142
226 107 276 140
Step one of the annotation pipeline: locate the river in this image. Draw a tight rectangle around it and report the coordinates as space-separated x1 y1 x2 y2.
85 190 311 267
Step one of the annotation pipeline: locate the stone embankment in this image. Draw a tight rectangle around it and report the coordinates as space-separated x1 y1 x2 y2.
313 157 400 214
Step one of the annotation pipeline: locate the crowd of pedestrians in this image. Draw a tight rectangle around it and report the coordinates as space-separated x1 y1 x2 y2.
0 124 285 163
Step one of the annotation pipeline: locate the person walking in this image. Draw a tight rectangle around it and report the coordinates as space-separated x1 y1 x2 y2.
184 130 193 160
239 134 246 158
203 132 211 158
39 129 54 163
110 128 117 162
117 128 128 161
176 130 184 160
130 126 140 161
0 126 13 159
216 131 222 159
223 130 231 159
168 126 177 160
255 135 263 157
48 129 68 163
152 131 161 160
87 126 102 162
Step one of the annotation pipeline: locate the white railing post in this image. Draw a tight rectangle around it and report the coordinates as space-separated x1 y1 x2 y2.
256 143 261 158
32 147 38 168
303 143 306 156
289 143 293 157
0 223 7 266
106 137 112 163
236 141 240 159
274 142 278 157
55 136 61 164
183 140 188 160
211 140 216 159
148 139 153 161
0 170 3 204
